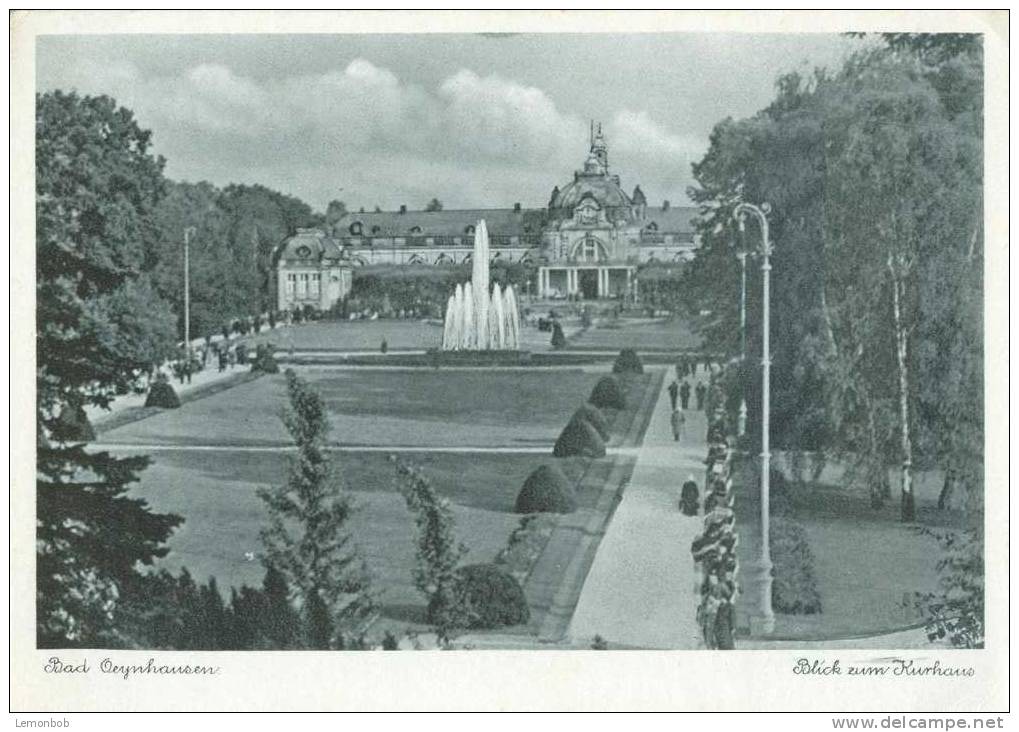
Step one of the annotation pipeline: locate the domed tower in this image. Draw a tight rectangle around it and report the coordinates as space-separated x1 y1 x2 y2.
538 122 643 301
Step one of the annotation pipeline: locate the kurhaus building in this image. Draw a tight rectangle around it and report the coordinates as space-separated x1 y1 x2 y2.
276 124 699 311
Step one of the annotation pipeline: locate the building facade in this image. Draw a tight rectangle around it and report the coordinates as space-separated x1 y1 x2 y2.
275 124 698 310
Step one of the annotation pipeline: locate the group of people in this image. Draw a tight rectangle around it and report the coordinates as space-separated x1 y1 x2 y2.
689 413 739 650
170 339 254 385
666 363 709 444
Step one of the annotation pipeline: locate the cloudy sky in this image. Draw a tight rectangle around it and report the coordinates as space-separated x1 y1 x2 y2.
37 33 860 213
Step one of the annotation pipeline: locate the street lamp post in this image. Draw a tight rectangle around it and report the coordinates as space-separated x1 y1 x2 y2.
184 226 196 352
733 202 775 636
736 249 748 437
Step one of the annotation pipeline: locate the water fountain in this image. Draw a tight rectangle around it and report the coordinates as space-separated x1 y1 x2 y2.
441 220 521 351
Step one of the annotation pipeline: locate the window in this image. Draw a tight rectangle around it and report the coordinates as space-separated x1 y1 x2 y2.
349 221 363 235
371 225 381 234
465 225 475 235
309 273 320 297
295 245 312 258
576 236 606 263
297 273 308 297
285 273 295 296
409 225 422 234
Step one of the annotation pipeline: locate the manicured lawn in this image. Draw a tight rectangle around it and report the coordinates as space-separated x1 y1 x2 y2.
568 317 703 352
735 471 961 639
100 368 603 448
123 448 592 622
243 319 443 352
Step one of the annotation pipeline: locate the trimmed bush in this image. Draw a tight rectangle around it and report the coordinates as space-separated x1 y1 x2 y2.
145 381 181 409
572 403 610 440
515 464 577 514
770 516 822 614
51 404 96 443
553 417 606 458
612 348 644 374
588 375 626 410
251 344 280 374
453 563 530 629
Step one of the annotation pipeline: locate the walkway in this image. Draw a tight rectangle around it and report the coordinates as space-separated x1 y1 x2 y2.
567 372 707 649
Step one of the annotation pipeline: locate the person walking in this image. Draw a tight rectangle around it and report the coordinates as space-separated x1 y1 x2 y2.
217 346 228 373
680 379 691 410
695 381 707 411
670 408 685 443
667 379 679 411
227 347 236 370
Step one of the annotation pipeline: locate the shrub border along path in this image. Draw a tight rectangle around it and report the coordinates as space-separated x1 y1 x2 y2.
521 369 665 643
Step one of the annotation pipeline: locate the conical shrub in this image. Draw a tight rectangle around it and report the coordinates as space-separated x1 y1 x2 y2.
453 564 530 629
588 375 626 410
515 464 577 514
553 417 606 458
612 348 644 374
145 380 181 409
51 404 96 443
572 403 610 440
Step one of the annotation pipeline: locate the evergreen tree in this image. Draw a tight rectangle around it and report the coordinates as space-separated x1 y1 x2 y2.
392 458 469 645
36 91 182 646
257 370 375 649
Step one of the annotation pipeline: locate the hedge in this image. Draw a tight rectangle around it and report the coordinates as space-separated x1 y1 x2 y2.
612 348 644 375
770 516 823 614
572 403 610 440
515 464 577 514
588 376 626 410
145 381 181 409
553 417 606 458
453 563 530 629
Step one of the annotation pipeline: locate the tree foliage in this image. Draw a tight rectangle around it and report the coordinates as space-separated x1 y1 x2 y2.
149 181 320 339
686 35 982 516
257 370 375 649
392 457 469 644
36 91 183 646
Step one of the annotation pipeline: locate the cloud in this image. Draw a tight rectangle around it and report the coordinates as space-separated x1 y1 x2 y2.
42 56 701 210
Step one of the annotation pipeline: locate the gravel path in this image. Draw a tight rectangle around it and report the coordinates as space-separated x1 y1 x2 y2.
567 373 706 650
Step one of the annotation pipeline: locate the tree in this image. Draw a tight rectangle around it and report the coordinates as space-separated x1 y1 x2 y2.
392 458 468 645
36 91 182 646
325 199 348 237
822 46 982 521
257 370 375 649
424 198 443 212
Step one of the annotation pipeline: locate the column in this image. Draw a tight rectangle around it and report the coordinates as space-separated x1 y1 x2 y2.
277 266 287 311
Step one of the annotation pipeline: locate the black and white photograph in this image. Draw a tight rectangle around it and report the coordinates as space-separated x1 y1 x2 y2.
10 9 1009 714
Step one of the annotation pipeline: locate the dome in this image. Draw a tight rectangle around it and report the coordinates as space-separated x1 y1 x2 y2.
550 173 632 211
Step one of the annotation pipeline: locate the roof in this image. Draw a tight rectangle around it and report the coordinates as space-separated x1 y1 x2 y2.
336 208 545 238
642 206 698 233
550 172 632 211
277 228 344 262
